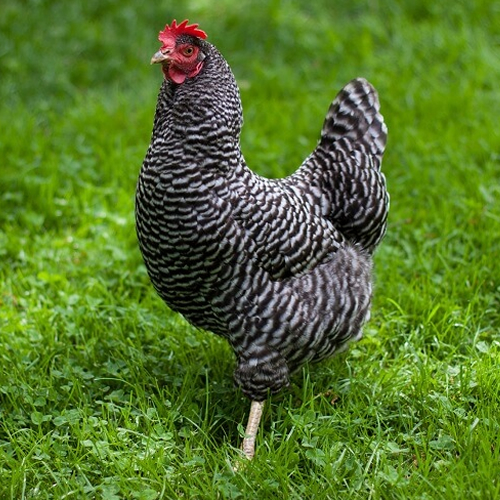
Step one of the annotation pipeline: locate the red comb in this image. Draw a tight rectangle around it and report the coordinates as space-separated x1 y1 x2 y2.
158 19 207 47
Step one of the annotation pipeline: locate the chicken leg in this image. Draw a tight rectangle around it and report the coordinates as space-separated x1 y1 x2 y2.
241 400 264 460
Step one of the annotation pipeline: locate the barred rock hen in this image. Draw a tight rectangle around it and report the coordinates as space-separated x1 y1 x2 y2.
135 20 389 459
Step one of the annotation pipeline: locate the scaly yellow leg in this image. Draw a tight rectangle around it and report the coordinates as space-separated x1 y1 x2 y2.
241 400 265 460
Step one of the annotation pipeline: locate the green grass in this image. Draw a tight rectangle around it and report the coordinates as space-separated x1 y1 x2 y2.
1 0 500 498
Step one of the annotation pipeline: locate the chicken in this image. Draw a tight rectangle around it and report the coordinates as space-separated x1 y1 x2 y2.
135 20 389 460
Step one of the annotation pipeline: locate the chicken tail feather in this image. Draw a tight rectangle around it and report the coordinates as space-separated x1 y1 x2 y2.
320 78 387 170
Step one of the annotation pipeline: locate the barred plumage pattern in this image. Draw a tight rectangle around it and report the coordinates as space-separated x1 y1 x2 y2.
136 39 389 401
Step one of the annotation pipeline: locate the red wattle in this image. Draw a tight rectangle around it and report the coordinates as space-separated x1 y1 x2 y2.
169 66 188 84
167 61 204 84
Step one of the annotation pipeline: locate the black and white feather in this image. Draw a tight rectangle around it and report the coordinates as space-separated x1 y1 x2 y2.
135 38 389 401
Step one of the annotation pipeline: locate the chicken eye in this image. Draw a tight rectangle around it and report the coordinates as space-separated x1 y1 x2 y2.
183 46 195 56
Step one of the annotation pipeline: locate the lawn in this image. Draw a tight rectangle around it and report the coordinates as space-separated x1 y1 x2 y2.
1 0 500 498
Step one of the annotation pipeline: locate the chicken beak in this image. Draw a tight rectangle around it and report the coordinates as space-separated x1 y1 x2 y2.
151 50 171 65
